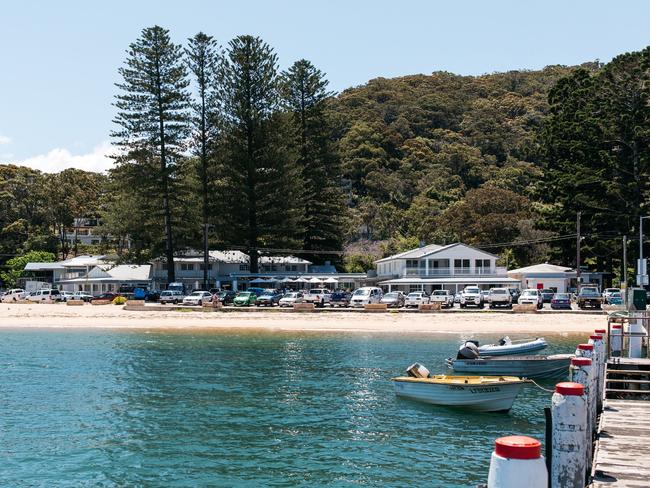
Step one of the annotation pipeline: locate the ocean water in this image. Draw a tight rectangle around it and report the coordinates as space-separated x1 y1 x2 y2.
0 329 582 487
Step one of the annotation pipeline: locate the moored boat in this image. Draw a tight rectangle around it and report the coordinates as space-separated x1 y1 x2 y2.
473 336 548 356
392 363 527 412
446 353 573 379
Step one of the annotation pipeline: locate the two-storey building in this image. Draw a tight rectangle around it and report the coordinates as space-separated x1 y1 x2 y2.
375 243 519 294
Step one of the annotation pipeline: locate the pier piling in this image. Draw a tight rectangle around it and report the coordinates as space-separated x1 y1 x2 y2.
551 382 587 488
487 436 547 488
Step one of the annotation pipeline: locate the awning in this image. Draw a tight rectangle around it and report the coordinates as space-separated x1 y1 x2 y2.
324 277 339 283
379 277 521 285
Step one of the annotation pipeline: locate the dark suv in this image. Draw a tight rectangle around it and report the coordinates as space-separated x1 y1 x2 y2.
330 291 352 307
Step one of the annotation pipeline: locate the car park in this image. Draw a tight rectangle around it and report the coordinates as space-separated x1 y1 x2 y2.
550 292 572 310
487 288 512 309
27 289 63 302
459 286 484 308
1 288 27 302
429 290 454 308
183 290 212 306
256 291 283 307
233 291 258 306
279 292 304 307
380 291 406 308
159 290 184 304
330 290 352 307
350 287 383 307
405 291 429 308
518 289 543 309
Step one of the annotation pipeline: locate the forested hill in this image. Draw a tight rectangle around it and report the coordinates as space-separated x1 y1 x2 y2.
330 66 595 253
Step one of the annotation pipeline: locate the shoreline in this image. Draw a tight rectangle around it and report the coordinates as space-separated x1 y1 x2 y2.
0 303 606 334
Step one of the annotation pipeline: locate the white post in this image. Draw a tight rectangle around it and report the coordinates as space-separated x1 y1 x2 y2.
575 343 597 435
610 324 623 357
588 334 605 413
569 357 594 470
487 436 547 488
552 382 587 488
629 314 647 359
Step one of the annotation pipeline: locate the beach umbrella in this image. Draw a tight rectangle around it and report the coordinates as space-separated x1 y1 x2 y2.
308 277 323 283
293 277 309 283
279 277 293 283
324 277 339 283
250 278 266 283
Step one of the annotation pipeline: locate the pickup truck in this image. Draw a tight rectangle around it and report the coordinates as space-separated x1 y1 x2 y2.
577 287 602 309
488 288 512 309
459 286 484 308
304 288 331 307
430 290 454 308
330 291 351 308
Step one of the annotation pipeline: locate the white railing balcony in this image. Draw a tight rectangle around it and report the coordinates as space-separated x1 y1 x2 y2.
402 266 508 277
453 268 472 275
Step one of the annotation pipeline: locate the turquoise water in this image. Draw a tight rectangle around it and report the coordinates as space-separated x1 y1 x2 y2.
0 329 581 487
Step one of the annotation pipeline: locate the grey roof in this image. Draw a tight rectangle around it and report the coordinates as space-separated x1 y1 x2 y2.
375 242 498 263
24 262 65 271
508 263 575 275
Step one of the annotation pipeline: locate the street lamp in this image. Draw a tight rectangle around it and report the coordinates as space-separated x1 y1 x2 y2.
638 216 650 286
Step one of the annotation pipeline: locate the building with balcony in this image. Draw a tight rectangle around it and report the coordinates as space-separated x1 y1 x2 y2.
375 243 519 293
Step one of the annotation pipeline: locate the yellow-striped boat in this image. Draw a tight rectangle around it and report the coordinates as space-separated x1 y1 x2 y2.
392 364 527 412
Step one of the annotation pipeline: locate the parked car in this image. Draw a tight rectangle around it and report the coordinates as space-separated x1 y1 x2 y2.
217 290 237 305
350 287 383 307
1 288 27 302
247 287 266 297
233 291 258 306
304 288 332 307
602 288 621 304
405 291 430 308
159 290 184 304
518 289 543 309
508 288 520 304
72 291 94 302
608 292 623 306
454 292 461 304
59 291 76 302
279 292 304 307
488 288 512 309
577 287 602 310
90 292 118 303
380 291 406 308
144 290 161 302
27 289 63 302
256 291 283 307
429 290 454 308
540 289 555 303
480 290 491 303
459 286 484 308
330 290 352 307
550 292 572 310
183 290 212 306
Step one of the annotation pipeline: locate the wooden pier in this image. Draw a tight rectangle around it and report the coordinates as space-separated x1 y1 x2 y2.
590 358 650 487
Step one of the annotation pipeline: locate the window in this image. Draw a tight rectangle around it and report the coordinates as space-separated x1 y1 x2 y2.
239 264 249 271
181 263 194 271
409 284 423 292
291 265 297 271
454 259 470 268
475 259 491 268
161 263 168 271
406 259 418 268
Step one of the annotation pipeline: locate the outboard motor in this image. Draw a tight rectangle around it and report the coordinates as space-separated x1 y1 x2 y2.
457 341 480 359
497 336 512 346
406 362 430 378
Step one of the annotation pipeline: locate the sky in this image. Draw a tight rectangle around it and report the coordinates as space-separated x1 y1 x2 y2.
1 0 649 173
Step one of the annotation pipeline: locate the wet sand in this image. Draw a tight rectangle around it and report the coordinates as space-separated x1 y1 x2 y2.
0 303 606 334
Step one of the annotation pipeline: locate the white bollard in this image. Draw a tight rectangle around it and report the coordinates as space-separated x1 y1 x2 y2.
628 315 647 359
487 435 547 488
575 343 597 435
610 324 623 357
569 357 594 470
552 382 587 488
588 334 605 413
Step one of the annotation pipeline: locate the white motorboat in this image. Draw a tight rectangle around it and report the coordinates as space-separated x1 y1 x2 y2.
471 336 548 356
392 363 527 412
446 354 573 379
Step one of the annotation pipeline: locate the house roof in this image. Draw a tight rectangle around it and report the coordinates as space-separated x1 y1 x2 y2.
152 250 310 265
24 262 65 271
375 242 498 263
507 263 575 275
59 264 152 283
59 255 108 267
259 255 311 265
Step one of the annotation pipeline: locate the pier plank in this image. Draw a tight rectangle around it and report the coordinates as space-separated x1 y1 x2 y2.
591 399 650 487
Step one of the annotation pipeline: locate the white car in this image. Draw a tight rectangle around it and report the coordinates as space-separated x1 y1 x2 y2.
602 288 621 304
303 288 332 307
488 288 512 309
430 290 454 308
26 289 62 302
72 291 94 302
460 286 484 308
518 289 543 309
160 290 184 304
350 287 383 307
405 292 430 308
182 291 212 306
58 291 76 302
1 288 27 302
279 292 304 307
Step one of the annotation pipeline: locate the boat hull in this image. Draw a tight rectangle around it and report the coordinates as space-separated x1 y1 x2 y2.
392 378 524 412
449 354 572 379
478 339 547 356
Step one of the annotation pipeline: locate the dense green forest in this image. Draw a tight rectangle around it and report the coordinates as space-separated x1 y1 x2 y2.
1 25 649 284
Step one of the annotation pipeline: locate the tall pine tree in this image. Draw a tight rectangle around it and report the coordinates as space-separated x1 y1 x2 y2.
112 26 191 282
220 35 303 273
185 32 221 288
281 60 345 264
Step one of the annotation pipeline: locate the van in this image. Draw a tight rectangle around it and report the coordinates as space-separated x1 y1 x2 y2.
26 289 62 302
350 287 383 307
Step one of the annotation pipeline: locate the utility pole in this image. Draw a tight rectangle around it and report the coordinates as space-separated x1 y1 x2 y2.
203 223 210 291
623 235 627 307
576 211 581 294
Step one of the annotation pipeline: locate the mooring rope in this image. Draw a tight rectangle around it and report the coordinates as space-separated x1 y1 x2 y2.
526 378 555 393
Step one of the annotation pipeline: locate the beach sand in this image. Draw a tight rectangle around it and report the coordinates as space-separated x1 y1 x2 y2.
0 303 606 334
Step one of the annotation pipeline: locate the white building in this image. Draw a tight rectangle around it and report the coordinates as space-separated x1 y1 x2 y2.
375 243 519 293
58 264 152 294
507 263 577 293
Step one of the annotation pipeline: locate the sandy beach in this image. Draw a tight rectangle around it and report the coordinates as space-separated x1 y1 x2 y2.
0 303 606 334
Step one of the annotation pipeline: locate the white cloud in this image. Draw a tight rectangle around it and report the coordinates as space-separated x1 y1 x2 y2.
0 135 11 145
13 141 116 173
